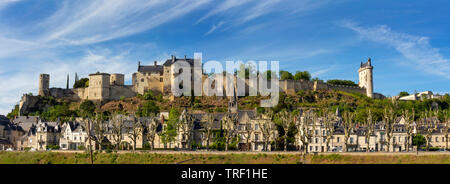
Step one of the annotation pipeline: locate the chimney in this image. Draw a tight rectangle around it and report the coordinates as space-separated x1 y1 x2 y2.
172 55 175 62
184 55 187 60
154 61 157 66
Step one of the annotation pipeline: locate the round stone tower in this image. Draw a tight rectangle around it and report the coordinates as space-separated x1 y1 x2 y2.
38 74 50 96
358 58 374 98
110 74 125 86
88 72 111 100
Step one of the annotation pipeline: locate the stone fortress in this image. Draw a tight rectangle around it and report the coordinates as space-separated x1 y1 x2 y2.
19 56 383 115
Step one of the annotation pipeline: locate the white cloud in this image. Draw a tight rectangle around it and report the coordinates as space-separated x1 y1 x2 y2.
0 0 21 10
311 67 334 77
196 0 253 24
342 21 450 78
204 21 226 36
0 47 138 115
39 0 210 45
0 0 212 115
238 0 281 24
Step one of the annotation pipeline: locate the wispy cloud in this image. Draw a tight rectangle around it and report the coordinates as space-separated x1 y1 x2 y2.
0 0 215 115
197 0 330 36
342 21 450 78
196 0 253 24
204 21 226 36
238 0 281 24
311 67 334 77
0 47 139 115
39 0 210 45
0 0 21 10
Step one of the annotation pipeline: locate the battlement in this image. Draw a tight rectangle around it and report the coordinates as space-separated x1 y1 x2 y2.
279 79 366 95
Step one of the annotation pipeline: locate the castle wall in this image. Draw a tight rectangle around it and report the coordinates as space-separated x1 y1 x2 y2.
72 88 89 100
278 80 366 96
110 85 136 100
133 72 163 95
48 88 79 100
325 83 366 94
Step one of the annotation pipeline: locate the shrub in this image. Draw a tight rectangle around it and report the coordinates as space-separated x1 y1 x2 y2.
79 100 96 117
294 71 311 81
327 79 358 86
73 78 89 88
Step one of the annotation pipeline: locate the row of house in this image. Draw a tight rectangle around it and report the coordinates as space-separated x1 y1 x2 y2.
299 113 449 153
1 105 449 152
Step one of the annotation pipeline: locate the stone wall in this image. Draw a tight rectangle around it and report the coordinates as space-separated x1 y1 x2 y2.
279 80 366 96
133 72 163 95
110 85 136 100
72 88 89 100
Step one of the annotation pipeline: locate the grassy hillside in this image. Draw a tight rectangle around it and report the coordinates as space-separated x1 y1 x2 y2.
1 152 450 164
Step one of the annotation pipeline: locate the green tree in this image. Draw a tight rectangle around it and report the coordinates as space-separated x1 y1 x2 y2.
260 70 280 80
413 134 427 151
293 71 311 81
326 79 358 86
41 104 74 122
280 70 293 80
161 108 180 148
142 90 155 100
73 78 89 88
311 77 324 83
399 91 409 97
79 100 96 117
7 104 19 119
136 101 159 117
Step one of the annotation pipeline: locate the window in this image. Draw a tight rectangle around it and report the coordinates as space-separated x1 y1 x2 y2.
315 130 318 135
337 137 340 143
255 124 259 130
436 137 439 142
315 138 318 144
255 134 259 141
350 137 354 144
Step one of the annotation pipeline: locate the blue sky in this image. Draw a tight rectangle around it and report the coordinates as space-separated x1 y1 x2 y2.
0 0 449 115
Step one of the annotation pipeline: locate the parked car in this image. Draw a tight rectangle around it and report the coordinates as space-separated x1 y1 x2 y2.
6 148 13 151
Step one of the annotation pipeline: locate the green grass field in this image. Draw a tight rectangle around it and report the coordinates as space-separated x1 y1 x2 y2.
1 151 450 164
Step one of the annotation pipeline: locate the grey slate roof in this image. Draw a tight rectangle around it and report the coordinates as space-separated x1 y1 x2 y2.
163 57 195 66
138 65 163 74
12 116 39 125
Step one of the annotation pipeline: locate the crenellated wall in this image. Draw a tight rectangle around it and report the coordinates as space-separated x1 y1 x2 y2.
279 79 366 95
